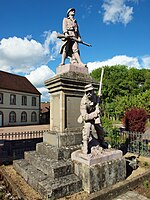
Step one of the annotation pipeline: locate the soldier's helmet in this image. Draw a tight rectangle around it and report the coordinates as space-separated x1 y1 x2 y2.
67 8 75 17
84 84 94 92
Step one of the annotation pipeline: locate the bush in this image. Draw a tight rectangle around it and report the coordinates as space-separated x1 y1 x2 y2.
102 116 120 147
123 108 148 133
101 116 113 135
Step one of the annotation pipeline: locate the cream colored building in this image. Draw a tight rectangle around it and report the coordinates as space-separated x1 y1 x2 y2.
0 71 41 127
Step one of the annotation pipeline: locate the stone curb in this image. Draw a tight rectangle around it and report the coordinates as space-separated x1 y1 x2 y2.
0 166 27 200
87 169 150 200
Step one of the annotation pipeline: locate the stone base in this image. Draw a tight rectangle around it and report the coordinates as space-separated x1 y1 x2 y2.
56 63 89 75
13 143 82 200
71 149 126 193
43 130 82 148
36 142 81 160
71 149 123 166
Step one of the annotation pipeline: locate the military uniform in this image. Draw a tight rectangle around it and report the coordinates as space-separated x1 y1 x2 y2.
60 8 85 65
79 84 105 154
60 17 80 61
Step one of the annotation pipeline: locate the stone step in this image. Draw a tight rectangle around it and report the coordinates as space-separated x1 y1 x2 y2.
13 159 82 200
36 142 81 160
24 151 73 178
38 174 82 200
13 159 48 192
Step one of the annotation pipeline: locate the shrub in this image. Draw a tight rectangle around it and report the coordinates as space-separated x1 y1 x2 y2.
101 116 113 135
123 108 148 133
102 116 120 147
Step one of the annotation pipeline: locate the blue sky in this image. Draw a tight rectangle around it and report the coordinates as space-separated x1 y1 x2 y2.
0 0 150 101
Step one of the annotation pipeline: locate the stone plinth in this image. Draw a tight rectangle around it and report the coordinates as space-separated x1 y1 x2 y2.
43 130 82 147
45 75 92 133
56 63 89 75
71 149 126 193
71 149 123 166
44 65 98 133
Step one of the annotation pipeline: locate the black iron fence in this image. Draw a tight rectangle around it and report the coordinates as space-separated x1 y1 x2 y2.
106 131 150 157
127 132 150 157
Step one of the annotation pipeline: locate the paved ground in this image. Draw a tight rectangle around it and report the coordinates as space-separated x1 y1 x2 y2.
113 191 150 200
0 124 49 133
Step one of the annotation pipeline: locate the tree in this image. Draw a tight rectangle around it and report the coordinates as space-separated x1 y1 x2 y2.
90 65 150 121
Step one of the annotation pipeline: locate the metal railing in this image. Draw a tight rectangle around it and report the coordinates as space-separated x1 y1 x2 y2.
107 131 150 157
127 132 150 157
0 130 48 140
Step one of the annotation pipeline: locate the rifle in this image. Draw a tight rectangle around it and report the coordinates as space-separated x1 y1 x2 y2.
95 67 104 124
57 33 92 47
98 67 104 97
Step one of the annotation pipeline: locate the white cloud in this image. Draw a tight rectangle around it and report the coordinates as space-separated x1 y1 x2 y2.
141 56 150 69
87 55 140 72
25 65 55 101
102 0 134 25
38 87 50 102
43 31 62 58
25 65 55 87
0 36 48 73
0 31 61 74
0 31 61 101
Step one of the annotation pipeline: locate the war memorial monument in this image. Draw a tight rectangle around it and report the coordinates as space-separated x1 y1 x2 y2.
13 8 126 199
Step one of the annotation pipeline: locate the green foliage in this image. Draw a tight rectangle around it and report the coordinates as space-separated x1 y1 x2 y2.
91 65 150 120
101 116 113 134
108 128 121 148
102 116 121 147
105 90 150 120
143 180 149 189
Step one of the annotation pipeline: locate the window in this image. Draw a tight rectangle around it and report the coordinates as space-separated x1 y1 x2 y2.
22 96 27 105
0 93 3 104
31 112 37 122
0 111 3 127
9 111 16 123
21 111 27 122
10 94 16 105
32 97 36 106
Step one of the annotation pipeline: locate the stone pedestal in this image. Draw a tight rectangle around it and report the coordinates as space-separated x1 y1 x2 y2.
13 63 98 200
71 149 126 193
56 63 89 75
44 64 98 147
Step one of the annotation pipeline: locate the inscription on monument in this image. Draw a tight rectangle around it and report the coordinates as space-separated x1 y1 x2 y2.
66 96 82 129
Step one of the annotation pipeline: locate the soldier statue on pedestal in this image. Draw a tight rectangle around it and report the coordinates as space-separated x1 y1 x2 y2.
57 8 91 66
78 83 109 154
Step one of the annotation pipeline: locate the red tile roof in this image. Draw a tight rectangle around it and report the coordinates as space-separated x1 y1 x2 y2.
41 102 50 113
0 70 41 95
